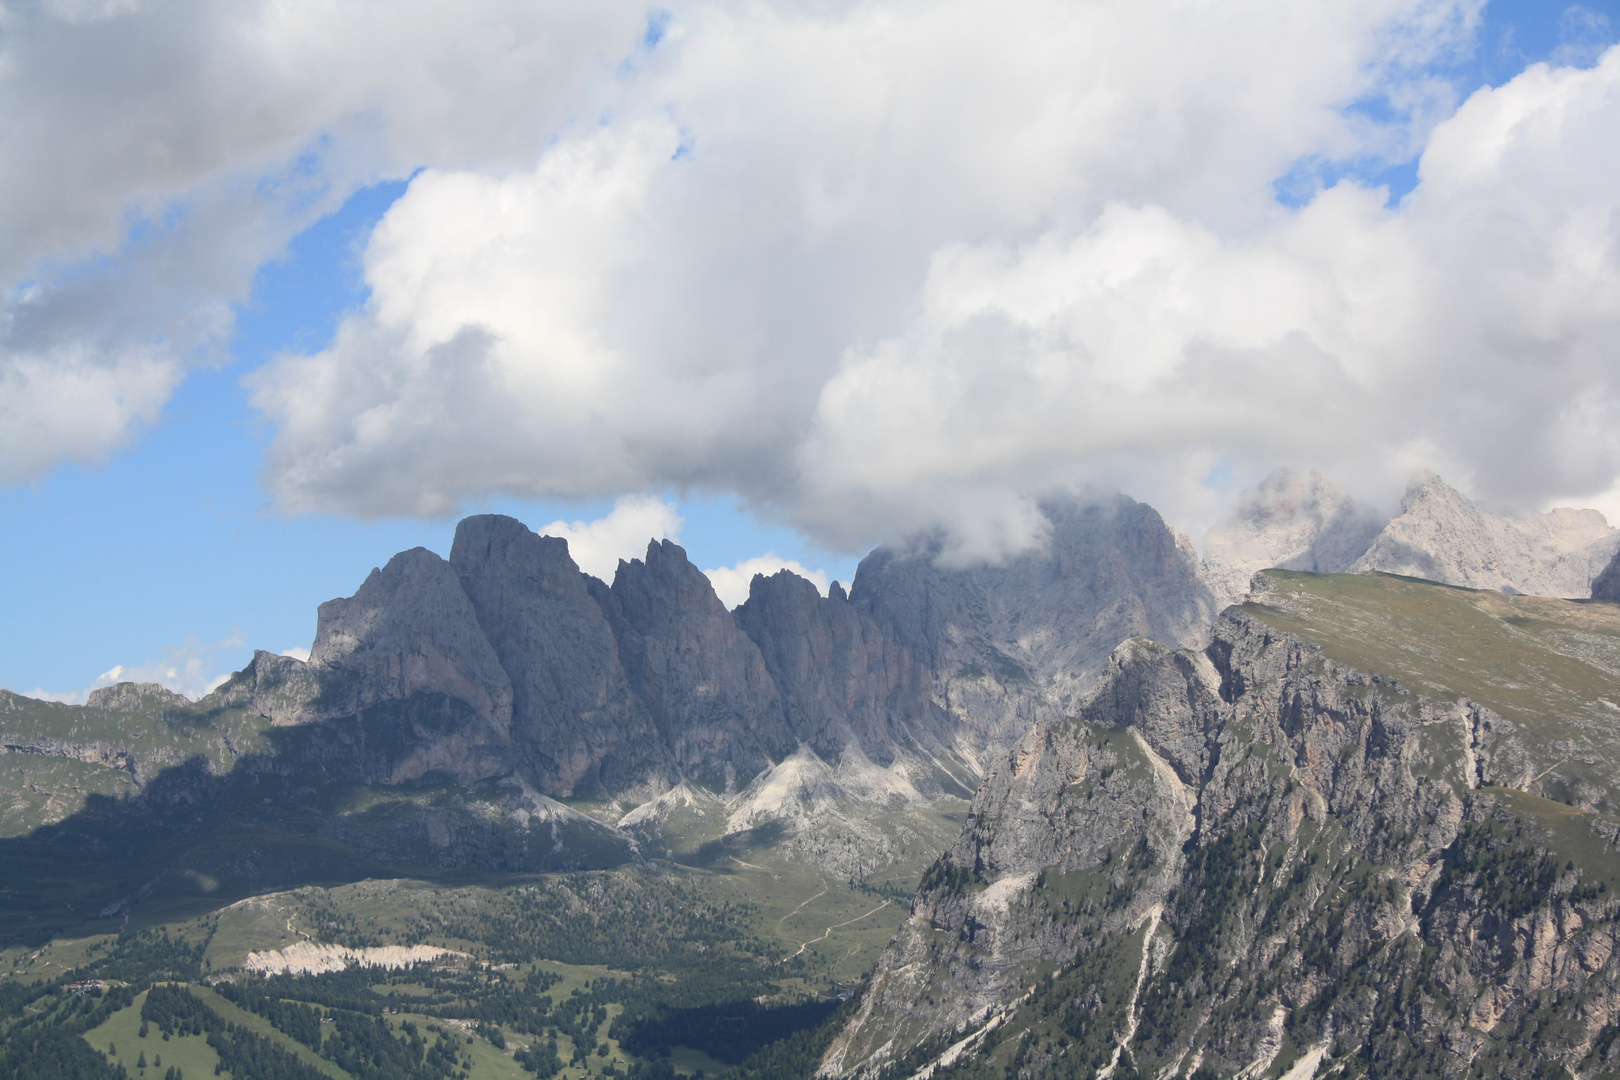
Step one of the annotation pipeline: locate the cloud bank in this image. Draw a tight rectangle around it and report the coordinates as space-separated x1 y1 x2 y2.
9 0 1620 557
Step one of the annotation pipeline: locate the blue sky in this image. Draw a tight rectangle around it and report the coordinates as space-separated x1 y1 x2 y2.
2 0 1619 700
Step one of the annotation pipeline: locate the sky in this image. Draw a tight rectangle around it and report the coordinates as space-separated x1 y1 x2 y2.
3 0 1620 701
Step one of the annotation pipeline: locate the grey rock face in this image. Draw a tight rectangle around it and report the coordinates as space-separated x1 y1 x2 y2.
1595 545 1620 602
825 593 1620 1080
196 499 1222 809
735 569 965 785
309 547 514 742
1202 468 1387 607
85 682 193 714
594 540 796 791
207 650 324 726
849 494 1220 753
1350 472 1617 597
450 514 673 799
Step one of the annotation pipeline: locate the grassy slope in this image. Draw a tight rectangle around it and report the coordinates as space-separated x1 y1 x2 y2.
5 855 919 1078
0 691 275 837
83 989 226 1079
1242 570 1620 738
1244 570 1620 806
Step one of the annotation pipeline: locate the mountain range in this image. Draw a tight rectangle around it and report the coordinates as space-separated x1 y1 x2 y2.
8 471 1620 1079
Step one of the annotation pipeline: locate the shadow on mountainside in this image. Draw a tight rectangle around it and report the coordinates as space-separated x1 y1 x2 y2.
0 691 639 949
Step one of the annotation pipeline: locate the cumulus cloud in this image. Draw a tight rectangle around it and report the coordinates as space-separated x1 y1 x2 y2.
22 631 246 704
538 495 684 580
240 0 1554 549
12 0 1620 558
0 0 645 484
703 555 831 610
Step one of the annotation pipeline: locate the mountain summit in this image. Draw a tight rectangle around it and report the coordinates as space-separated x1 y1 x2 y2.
1204 469 1619 607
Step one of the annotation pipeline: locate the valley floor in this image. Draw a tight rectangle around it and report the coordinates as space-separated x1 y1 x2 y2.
0 843 912 1080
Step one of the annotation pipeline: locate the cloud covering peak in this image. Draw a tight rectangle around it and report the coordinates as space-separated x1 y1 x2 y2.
7 0 1620 556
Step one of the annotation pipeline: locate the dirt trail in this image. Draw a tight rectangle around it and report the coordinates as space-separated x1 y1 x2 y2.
776 881 829 933
782 900 891 961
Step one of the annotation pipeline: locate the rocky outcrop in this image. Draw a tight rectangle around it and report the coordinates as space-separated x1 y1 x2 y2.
735 570 967 788
825 592 1620 1080
85 682 193 715
593 540 795 792
450 515 672 799
850 494 1220 752
213 650 326 725
1351 472 1618 597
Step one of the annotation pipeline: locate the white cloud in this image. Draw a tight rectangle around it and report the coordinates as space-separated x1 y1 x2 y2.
795 47 1620 549
19 632 247 705
281 646 312 662
703 554 831 610
14 0 1620 559
0 344 181 483
538 494 683 580
0 0 646 485
239 0 1526 549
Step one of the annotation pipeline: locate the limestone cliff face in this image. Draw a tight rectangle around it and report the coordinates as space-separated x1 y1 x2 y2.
309 547 513 734
450 514 673 799
593 539 796 792
824 594 1620 1080
735 570 966 786
1592 543 1620 602
294 547 516 785
1350 473 1618 598
850 495 1220 754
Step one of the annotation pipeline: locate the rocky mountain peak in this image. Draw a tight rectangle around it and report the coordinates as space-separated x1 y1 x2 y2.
450 514 672 799
594 538 796 791
1204 469 1619 604
1348 471 1617 595
850 493 1220 747
309 545 514 743
735 568 961 780
84 681 192 713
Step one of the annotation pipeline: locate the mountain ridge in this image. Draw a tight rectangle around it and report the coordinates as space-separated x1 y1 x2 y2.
1204 469 1619 608
821 570 1620 1079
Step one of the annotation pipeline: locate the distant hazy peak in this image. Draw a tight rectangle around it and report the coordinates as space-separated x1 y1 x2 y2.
1202 468 1387 608
1350 472 1617 597
1205 469 1619 606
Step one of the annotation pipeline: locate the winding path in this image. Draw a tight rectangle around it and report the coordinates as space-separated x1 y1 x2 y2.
781 900 892 961
776 881 830 933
